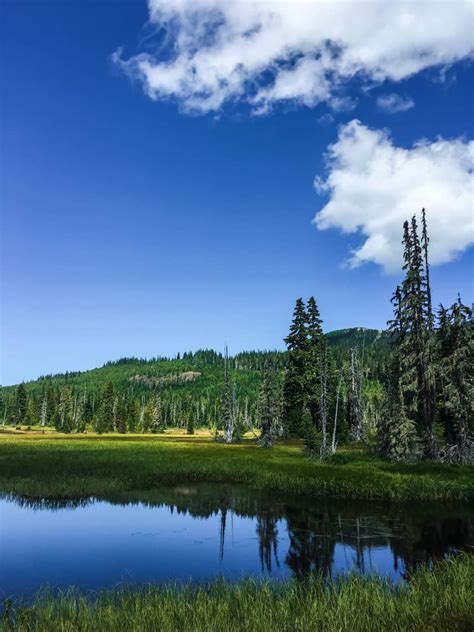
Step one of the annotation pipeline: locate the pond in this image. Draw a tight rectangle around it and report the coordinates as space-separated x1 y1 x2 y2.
1 484 473 599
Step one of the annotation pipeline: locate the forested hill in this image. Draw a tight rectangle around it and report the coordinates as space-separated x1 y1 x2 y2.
5 328 389 392
326 327 386 352
0 328 390 430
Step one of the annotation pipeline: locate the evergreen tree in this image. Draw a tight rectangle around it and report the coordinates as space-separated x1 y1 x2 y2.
95 382 116 433
282 298 308 436
143 394 162 433
396 214 435 455
378 381 421 462
259 367 280 447
81 389 93 426
127 399 140 433
72 391 86 433
186 413 195 435
25 395 38 426
152 395 164 432
57 386 73 433
436 299 474 462
142 398 153 432
421 209 433 330
115 397 127 434
305 297 324 433
14 383 28 425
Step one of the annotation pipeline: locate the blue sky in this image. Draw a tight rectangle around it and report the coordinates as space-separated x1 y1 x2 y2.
2 1 473 385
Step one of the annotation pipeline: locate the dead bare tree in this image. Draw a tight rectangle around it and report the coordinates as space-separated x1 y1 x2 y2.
331 375 343 454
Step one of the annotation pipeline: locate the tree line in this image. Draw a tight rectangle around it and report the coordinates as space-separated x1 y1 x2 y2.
266 210 472 462
3 211 472 462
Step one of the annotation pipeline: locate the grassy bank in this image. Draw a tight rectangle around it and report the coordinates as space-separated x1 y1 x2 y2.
3 555 473 632
0 432 473 502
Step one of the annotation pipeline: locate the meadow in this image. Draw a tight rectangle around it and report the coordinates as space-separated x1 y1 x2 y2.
0 429 473 503
3 555 473 632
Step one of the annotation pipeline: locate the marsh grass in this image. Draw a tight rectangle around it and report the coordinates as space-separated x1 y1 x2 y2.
3 555 473 632
0 434 473 502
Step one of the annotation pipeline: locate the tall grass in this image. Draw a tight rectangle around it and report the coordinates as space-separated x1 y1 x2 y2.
0 434 473 502
3 555 473 632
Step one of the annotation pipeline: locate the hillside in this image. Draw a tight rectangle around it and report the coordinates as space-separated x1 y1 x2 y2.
0 328 391 429
3 328 389 390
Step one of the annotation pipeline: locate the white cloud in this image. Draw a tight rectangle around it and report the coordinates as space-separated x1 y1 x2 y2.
317 112 335 127
377 93 415 113
328 95 358 113
116 0 474 114
314 120 474 272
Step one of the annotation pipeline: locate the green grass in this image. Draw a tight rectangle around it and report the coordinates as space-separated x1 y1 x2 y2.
3 555 473 632
0 433 473 502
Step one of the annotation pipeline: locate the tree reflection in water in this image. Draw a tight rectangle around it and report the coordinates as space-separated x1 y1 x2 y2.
5 485 472 582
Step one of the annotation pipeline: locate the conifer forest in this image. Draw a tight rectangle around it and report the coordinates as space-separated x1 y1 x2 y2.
3 213 472 465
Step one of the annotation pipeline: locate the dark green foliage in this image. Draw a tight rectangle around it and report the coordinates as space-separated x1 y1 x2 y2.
378 383 421 462
283 297 344 454
95 382 116 434
186 415 195 435
56 386 73 433
384 211 472 462
24 393 38 425
72 391 86 433
436 299 474 462
115 397 127 434
302 407 319 453
305 296 324 435
126 400 140 433
14 384 28 425
282 298 308 437
326 328 391 384
0 330 384 438
397 216 435 453
385 214 435 457
143 395 163 433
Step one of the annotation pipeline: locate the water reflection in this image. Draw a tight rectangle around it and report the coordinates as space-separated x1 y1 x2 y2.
1 485 472 598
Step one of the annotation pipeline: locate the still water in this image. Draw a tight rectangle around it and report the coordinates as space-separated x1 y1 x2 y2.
1 484 472 598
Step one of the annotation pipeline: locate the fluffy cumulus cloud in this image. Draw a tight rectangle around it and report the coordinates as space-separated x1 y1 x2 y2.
314 121 474 272
117 0 474 114
376 93 415 114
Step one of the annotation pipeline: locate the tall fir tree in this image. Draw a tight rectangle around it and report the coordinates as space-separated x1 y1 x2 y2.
378 380 421 462
305 297 324 433
115 396 127 434
396 214 435 455
57 386 73 433
95 382 116 433
436 299 474 462
421 209 433 330
72 391 86 433
14 383 28 425
25 394 38 425
282 298 308 437
127 399 140 433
